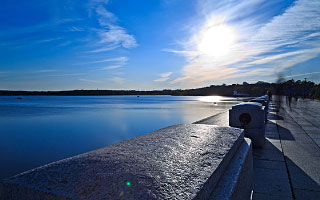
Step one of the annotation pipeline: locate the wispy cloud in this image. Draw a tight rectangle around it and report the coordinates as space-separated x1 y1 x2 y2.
89 0 138 52
74 56 128 65
169 0 320 87
69 26 84 32
37 38 63 43
86 44 120 53
111 77 125 84
33 69 57 73
79 78 102 83
100 65 122 70
47 73 86 77
97 26 137 48
154 72 172 82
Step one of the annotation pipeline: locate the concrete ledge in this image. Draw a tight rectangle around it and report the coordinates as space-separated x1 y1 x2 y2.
245 128 265 148
0 124 251 200
210 138 253 200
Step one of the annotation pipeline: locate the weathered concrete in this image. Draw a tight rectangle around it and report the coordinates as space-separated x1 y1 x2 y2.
209 138 252 200
249 98 269 121
275 97 320 199
229 102 266 147
229 102 265 128
194 111 229 126
250 98 268 108
0 124 252 200
199 101 293 199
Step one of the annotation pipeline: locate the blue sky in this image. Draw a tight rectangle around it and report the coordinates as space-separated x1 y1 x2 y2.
0 0 320 90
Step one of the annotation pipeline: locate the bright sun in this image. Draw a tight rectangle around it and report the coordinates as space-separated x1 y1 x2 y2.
196 19 236 57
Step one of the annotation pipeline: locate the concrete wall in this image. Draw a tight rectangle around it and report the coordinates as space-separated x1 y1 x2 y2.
0 124 253 200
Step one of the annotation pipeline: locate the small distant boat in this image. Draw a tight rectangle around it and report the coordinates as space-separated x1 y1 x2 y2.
17 97 23 100
137 96 140 98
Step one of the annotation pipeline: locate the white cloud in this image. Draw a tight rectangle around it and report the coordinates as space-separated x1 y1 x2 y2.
169 0 320 87
74 56 128 65
90 0 138 51
86 44 120 53
98 25 137 48
70 27 84 32
37 38 63 43
96 5 117 24
79 78 102 83
47 73 86 77
154 72 172 82
111 77 125 84
100 65 122 70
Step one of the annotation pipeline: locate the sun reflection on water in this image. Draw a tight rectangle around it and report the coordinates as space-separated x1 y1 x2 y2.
198 96 222 103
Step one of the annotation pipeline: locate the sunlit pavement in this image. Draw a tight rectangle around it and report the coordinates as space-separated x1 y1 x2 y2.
272 97 320 200
197 97 320 200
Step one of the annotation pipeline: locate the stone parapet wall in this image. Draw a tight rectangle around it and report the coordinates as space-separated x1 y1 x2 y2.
0 124 252 200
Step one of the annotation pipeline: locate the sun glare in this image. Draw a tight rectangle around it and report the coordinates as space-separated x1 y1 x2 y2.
196 19 236 57
199 96 222 103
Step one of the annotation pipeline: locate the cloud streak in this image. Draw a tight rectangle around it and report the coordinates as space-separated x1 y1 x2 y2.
111 77 125 84
74 56 128 65
90 0 138 52
154 72 172 82
100 65 122 70
79 78 102 83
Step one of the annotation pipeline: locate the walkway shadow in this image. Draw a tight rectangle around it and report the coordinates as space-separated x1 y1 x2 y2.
265 121 295 141
252 139 320 199
268 114 284 120
277 123 295 141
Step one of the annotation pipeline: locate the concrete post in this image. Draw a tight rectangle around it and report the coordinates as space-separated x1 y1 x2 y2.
229 102 265 147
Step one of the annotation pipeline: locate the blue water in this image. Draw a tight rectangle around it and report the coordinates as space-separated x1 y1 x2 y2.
0 95 245 179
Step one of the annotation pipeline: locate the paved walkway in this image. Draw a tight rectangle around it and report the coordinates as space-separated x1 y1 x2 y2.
272 97 320 199
197 97 320 200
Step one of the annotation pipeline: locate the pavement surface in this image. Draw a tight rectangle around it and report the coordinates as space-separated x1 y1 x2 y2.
197 97 320 200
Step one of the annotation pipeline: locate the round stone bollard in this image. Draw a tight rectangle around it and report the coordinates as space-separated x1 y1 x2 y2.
249 98 268 122
229 102 265 147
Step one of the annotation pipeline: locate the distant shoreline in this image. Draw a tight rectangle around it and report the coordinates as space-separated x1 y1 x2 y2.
0 83 272 97
2 80 318 98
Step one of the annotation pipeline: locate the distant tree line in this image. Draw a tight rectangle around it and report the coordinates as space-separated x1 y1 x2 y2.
1 79 319 99
273 79 320 100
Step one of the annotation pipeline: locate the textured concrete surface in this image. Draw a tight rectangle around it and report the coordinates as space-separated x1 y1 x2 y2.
0 124 245 200
183 98 320 200
194 111 229 126
251 97 320 200
229 103 266 147
229 102 265 128
275 97 320 199
209 138 253 200
198 100 292 199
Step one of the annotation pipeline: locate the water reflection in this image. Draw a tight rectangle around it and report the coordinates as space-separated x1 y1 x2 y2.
0 95 245 179
198 96 222 103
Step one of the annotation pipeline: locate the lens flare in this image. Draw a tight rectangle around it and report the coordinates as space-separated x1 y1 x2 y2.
126 181 131 187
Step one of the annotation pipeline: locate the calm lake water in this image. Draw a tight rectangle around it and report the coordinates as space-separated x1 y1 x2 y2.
0 95 246 179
